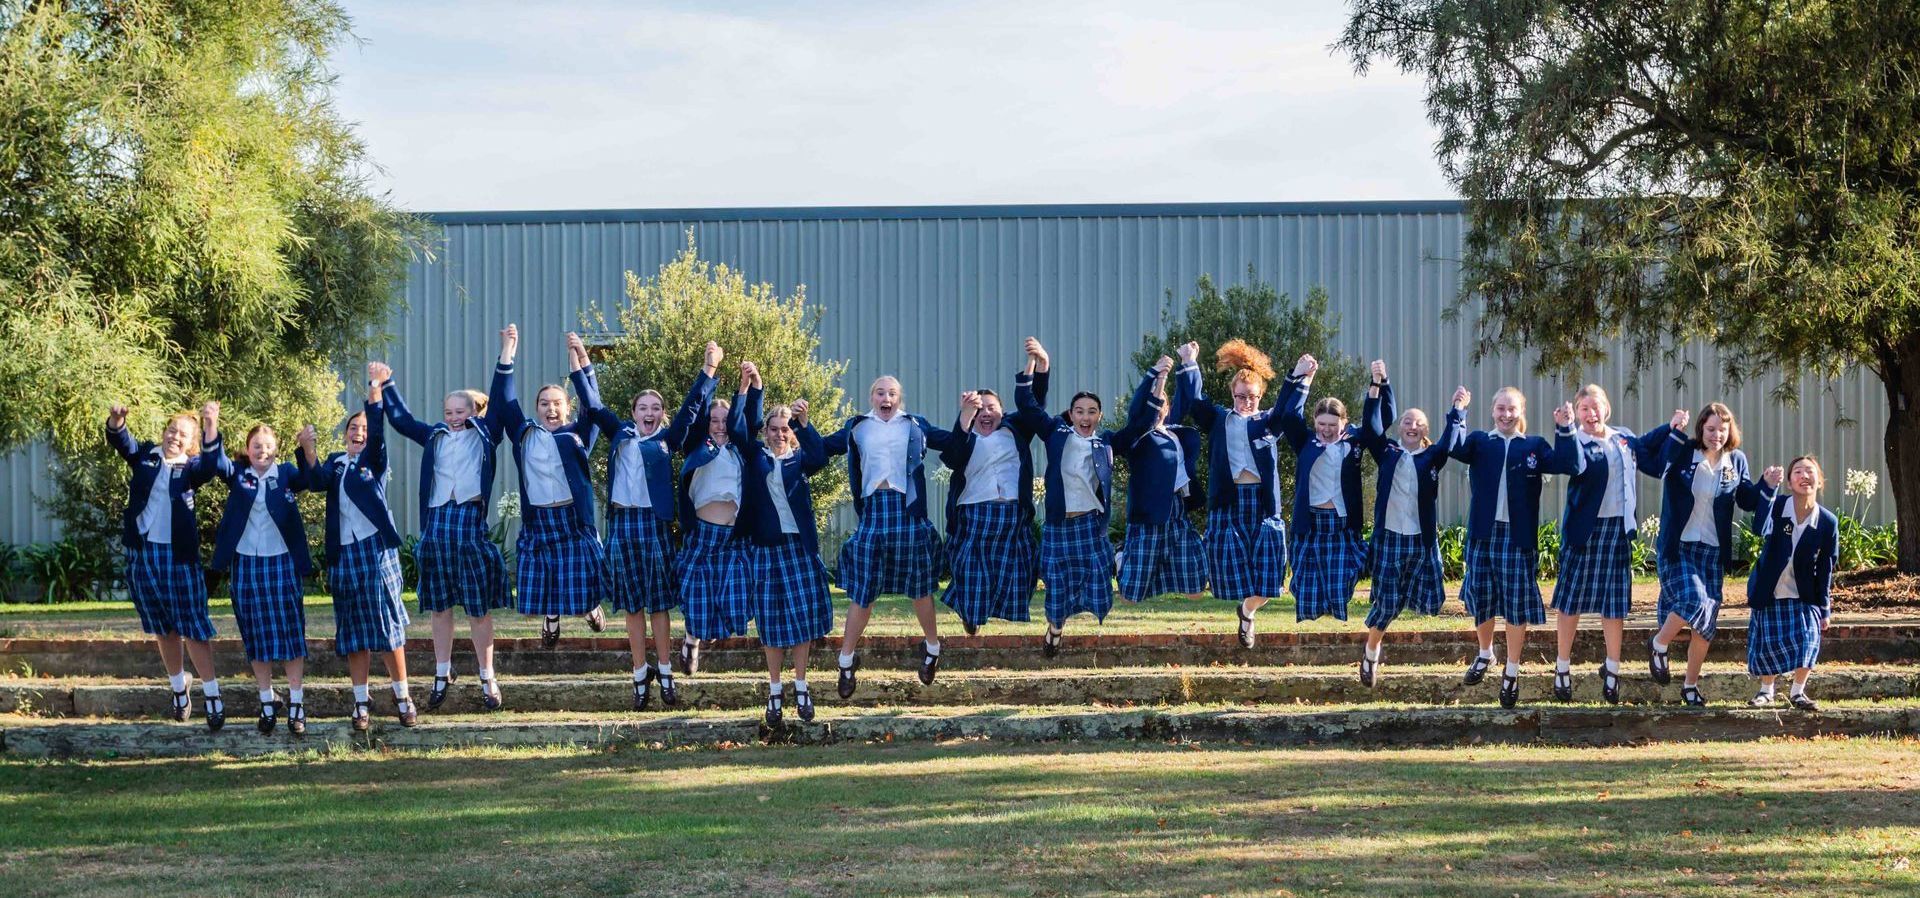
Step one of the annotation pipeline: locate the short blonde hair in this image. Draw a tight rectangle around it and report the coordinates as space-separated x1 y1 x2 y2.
447 389 488 416
1493 386 1527 434
1574 383 1611 422
165 412 203 455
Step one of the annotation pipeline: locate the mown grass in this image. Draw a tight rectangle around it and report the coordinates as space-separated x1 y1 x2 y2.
0 737 1914 897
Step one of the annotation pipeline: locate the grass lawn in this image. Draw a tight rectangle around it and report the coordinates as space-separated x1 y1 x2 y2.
4 579 1880 640
0 737 1915 898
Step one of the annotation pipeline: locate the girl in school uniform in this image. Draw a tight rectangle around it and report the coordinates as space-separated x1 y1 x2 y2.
734 369 835 724
1173 340 1287 649
1745 456 1838 710
1272 354 1369 624
1355 362 1469 686
819 376 971 697
495 325 608 650
1648 403 1780 706
106 401 228 731
381 334 514 712
1114 357 1208 608
206 419 313 736
937 339 1052 636
670 357 756 673
1549 385 1681 704
578 334 718 711
297 368 415 731
1015 339 1124 656
1446 388 1580 708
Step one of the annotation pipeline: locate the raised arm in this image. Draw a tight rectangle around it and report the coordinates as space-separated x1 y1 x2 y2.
1172 341 1213 431
794 402 831 475
1358 362 1395 460
1739 460 1783 512
1543 402 1584 476
379 369 434 447
103 404 140 464
198 401 236 484
1111 365 1167 450
1631 411 1684 476
730 363 763 449
1010 350 1053 436
292 425 328 492
1270 354 1316 450
665 342 724 452
488 324 525 438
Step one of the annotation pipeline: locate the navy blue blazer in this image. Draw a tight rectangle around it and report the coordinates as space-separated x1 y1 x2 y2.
584 366 713 524
295 399 402 559
1273 374 1366 540
207 458 312 575
1745 496 1838 614
676 390 752 539
937 370 1051 534
820 410 967 523
1018 373 1130 526
731 386 832 553
382 365 510 520
106 420 224 564
1359 382 1465 547
1445 424 1579 555
1654 439 1773 567
1114 369 1201 525
1176 362 1288 517
1552 424 1675 547
495 363 601 532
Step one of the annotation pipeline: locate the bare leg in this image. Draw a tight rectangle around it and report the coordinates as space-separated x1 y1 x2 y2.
1555 612 1580 663
840 603 874 656
626 612 648 669
470 613 496 673
1601 617 1624 666
1683 635 1711 685
911 595 940 643
285 657 305 692
792 643 812 682
649 611 673 668
1504 624 1527 666
431 609 455 668
183 639 218 682
347 651 372 686
250 660 273 693
155 634 185 676
1475 619 1497 654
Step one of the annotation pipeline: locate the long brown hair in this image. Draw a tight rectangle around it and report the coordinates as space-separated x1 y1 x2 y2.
1694 402 1742 451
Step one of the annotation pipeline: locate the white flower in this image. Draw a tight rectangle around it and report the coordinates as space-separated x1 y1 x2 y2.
1638 515 1660 541
1844 469 1878 500
496 491 522 520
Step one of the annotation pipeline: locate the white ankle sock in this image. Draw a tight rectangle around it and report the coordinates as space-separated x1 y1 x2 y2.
924 641 942 657
1476 648 1494 661
1504 662 1520 677
633 667 649 682
352 684 370 702
201 680 221 698
794 679 809 694
435 662 452 677
478 666 495 681
288 687 303 704
838 652 855 668
168 672 189 692
1365 645 1381 661
1554 659 1570 673
258 688 275 704
1603 658 1620 674
391 681 410 700
1651 638 1669 653
655 661 673 677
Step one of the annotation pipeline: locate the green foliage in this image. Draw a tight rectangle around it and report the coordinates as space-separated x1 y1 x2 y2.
583 234 855 528
1837 515 1900 571
17 539 115 604
0 1 426 569
1122 272 1372 526
1436 524 1466 581
1339 0 1920 570
1535 521 1563 579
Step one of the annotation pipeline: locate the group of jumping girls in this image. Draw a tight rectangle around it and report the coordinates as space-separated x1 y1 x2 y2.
106 327 1841 732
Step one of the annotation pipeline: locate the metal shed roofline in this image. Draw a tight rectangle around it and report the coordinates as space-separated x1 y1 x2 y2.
421 199 1465 225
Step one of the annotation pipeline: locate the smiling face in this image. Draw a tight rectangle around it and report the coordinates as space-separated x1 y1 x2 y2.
1788 457 1824 498
535 386 569 430
443 393 476 429
974 392 1004 433
1575 394 1609 434
1491 389 1524 435
1397 408 1430 448
706 401 730 445
161 414 197 459
344 413 368 455
869 377 902 418
246 427 278 470
1230 377 1262 415
1313 413 1345 443
1700 412 1729 452
632 392 665 433
1069 395 1102 435
764 411 795 455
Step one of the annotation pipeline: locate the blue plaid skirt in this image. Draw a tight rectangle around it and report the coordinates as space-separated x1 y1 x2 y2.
126 538 215 641
1747 600 1823 676
1657 539 1724 640
416 501 510 617
1205 483 1288 601
752 535 834 648
1367 528 1445 631
941 501 1037 627
1117 516 1207 600
230 552 307 662
1553 517 1633 619
678 520 752 640
836 489 943 607
514 504 604 617
1290 507 1367 622
1461 523 1545 626
329 538 409 656
605 508 678 614
1042 511 1116 626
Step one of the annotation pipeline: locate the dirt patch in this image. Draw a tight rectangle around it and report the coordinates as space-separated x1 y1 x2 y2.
1831 566 1920 612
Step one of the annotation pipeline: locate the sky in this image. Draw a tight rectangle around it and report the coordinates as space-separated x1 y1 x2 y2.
331 1 1451 212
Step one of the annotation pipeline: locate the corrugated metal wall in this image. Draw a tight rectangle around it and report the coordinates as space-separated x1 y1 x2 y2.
1 201 1892 543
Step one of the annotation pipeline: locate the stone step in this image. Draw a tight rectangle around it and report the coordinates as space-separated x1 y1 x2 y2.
6 702 1916 759
5 623 1916 677
6 664 1913 718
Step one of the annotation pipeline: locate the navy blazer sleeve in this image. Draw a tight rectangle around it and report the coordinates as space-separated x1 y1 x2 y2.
382 379 434 447
1111 370 1164 451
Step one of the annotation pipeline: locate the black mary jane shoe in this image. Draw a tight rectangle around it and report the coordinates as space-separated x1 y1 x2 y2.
351 700 372 732
837 655 860 699
205 697 226 733
1647 635 1672 686
1499 675 1520 709
795 690 815 723
1042 628 1062 659
764 695 784 727
1789 693 1819 712
396 697 419 728
1553 669 1573 703
427 671 457 711
633 667 656 712
257 701 278 736
1749 690 1776 708
287 702 308 736
658 673 679 707
917 642 941 686
480 679 504 712
1360 654 1378 688
1236 604 1257 650
170 689 191 723
679 639 702 676
1680 685 1706 708
1463 656 1492 686
541 616 562 649
1600 664 1621 705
